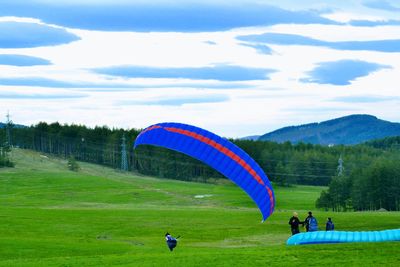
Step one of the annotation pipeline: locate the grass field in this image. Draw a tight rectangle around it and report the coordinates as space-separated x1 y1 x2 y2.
1 149 399 266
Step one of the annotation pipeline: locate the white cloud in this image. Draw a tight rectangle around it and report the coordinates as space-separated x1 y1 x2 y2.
1 1 400 137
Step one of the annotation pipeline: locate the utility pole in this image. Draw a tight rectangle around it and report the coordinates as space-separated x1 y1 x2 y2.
121 134 128 171
337 154 344 176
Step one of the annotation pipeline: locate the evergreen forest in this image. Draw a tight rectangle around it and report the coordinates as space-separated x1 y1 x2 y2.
1 122 399 211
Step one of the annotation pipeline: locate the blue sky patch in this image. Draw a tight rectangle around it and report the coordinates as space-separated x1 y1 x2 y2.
363 0 400 12
119 95 229 106
330 95 399 103
0 22 80 48
348 19 400 27
0 2 338 32
301 60 391 85
0 77 148 89
0 92 87 99
0 54 51 66
0 77 81 88
239 43 273 55
0 76 254 89
94 65 276 81
237 32 400 53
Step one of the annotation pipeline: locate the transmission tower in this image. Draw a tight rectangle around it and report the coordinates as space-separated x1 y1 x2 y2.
5 111 12 147
121 134 128 171
337 154 344 176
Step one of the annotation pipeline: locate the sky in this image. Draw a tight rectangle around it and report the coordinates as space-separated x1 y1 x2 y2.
1 0 400 137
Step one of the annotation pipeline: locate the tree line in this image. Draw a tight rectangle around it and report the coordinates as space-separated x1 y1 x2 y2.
0 144 13 168
1 122 399 211
316 136 400 211
1 122 140 170
0 121 13 167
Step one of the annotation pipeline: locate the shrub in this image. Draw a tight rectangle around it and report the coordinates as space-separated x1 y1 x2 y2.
67 156 80 171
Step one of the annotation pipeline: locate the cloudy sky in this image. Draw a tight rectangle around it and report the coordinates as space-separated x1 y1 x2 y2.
1 0 400 137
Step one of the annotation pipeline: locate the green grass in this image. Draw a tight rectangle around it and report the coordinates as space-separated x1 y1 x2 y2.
0 149 399 266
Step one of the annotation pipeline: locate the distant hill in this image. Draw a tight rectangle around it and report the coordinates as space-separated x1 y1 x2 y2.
0 122 26 129
258 114 400 145
240 135 260 141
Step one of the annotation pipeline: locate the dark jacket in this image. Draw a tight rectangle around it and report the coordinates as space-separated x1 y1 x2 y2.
304 215 311 231
289 216 303 229
166 235 177 251
289 216 303 235
326 220 334 231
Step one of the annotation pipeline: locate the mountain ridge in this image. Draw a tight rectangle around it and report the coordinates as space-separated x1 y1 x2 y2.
258 114 400 145
0 122 27 129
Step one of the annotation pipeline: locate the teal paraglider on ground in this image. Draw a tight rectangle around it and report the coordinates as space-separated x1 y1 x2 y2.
287 229 400 245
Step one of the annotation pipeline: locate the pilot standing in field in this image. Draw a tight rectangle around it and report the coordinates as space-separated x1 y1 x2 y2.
288 212 303 235
165 233 179 251
326 217 334 231
304 211 318 232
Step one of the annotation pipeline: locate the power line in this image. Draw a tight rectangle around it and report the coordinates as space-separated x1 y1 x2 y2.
11 127 371 173
11 125 394 166
8 124 397 183
266 172 333 178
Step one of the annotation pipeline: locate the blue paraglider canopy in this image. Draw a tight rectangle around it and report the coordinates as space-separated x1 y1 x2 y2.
134 122 275 221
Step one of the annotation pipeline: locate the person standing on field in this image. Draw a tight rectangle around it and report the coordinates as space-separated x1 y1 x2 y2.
326 217 334 231
165 233 179 251
288 212 304 235
304 211 318 232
